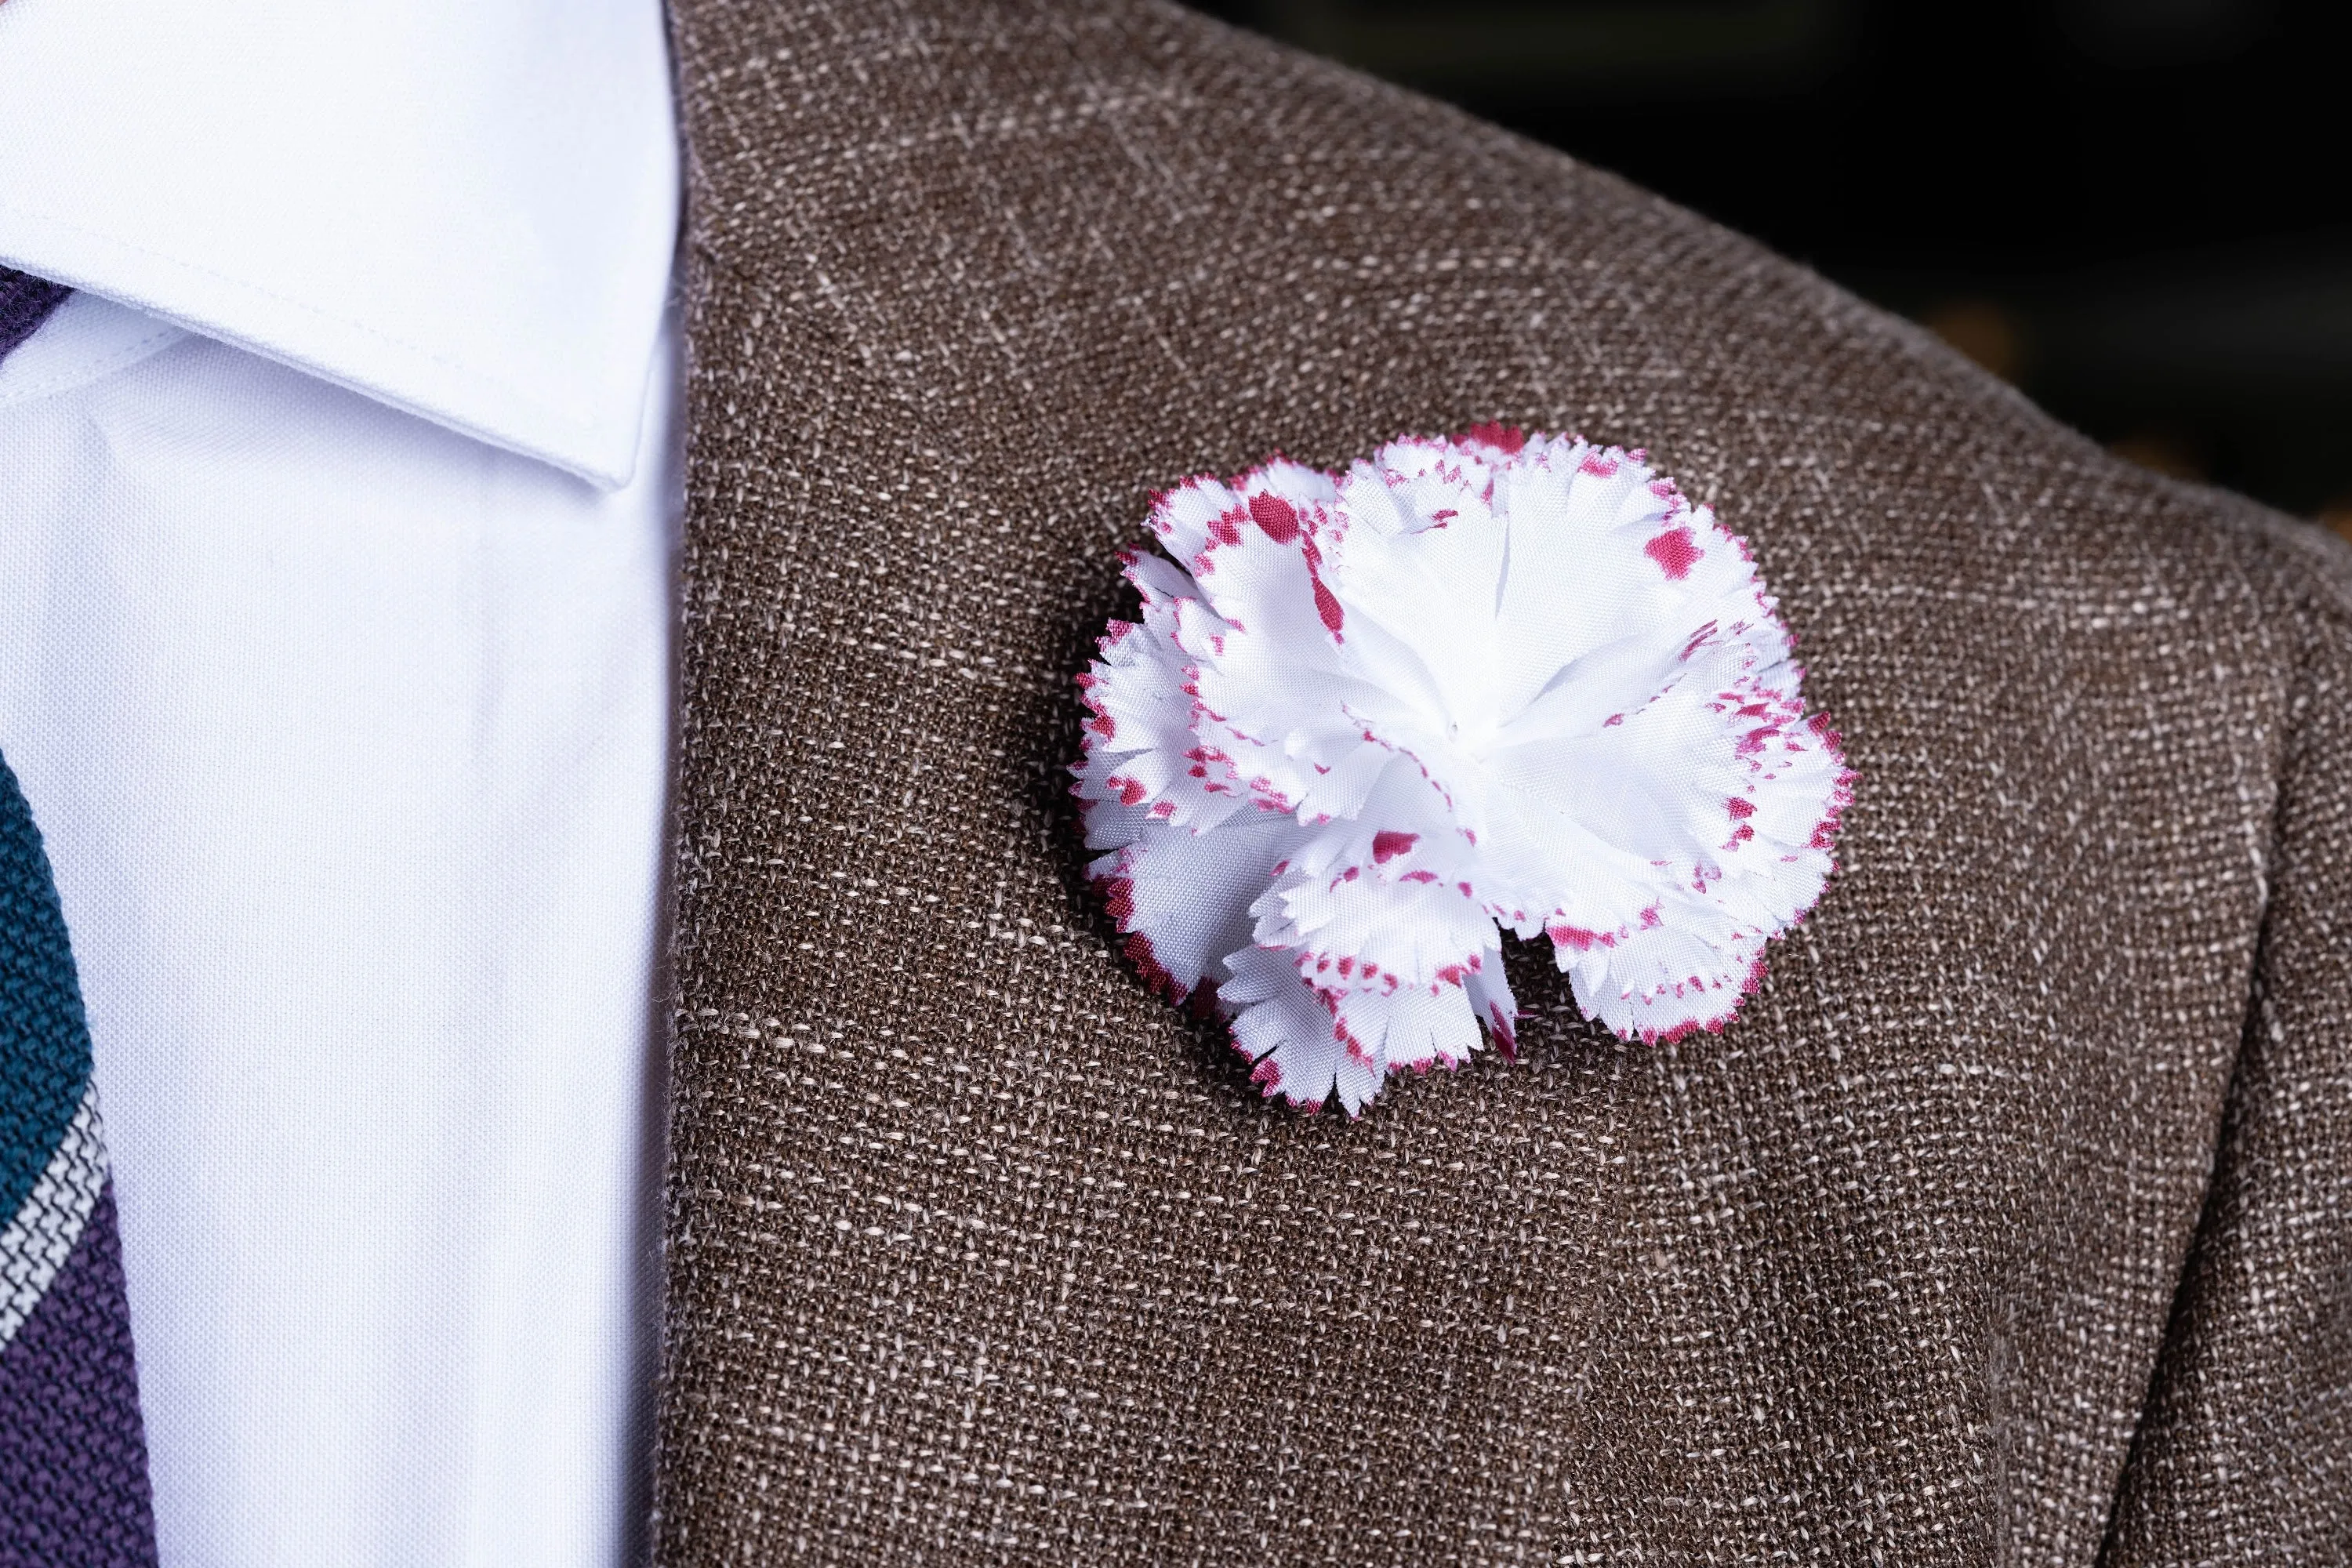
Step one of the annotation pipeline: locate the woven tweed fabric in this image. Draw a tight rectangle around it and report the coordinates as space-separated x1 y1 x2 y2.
655 2 2352 1561
0 270 68 366
0 757 158 1565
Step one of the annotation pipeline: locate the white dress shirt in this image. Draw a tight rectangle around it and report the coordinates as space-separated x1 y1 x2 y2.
0 2 681 1564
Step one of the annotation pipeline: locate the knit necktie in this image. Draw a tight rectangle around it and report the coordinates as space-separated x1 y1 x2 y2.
0 269 69 365
0 275 160 1566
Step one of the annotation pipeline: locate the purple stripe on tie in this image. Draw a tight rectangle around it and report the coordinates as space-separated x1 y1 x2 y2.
0 269 70 367
0 1181 158 1568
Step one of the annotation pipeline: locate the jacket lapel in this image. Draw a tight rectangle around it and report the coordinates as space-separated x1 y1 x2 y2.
655 2 2284 1560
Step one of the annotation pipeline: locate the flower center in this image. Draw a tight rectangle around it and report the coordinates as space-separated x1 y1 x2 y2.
1443 710 1502 760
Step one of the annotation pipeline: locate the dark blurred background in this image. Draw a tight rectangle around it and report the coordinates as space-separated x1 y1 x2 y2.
1189 0 2351 531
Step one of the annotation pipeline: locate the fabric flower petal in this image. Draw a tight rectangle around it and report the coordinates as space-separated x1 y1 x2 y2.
1090 813 1301 1003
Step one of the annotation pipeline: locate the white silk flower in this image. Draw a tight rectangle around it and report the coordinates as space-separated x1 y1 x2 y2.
1075 427 1853 1114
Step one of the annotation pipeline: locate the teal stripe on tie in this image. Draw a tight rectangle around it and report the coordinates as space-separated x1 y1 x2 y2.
0 756 96 1223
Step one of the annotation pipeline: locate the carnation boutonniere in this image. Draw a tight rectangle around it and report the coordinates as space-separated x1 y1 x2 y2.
1076 427 1852 1114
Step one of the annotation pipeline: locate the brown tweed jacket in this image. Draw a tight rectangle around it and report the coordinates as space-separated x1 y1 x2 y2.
655 1 2352 1560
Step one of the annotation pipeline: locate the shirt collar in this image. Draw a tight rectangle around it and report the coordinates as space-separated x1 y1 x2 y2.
0 0 678 488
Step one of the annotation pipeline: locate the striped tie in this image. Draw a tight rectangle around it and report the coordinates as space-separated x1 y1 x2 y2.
0 269 68 364
0 275 159 1566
